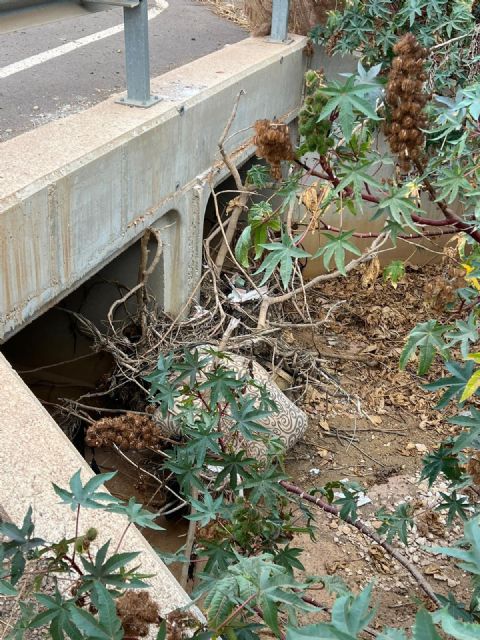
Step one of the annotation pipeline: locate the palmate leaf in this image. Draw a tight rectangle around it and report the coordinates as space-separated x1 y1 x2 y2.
79 541 146 591
449 408 480 453
53 470 121 512
413 608 441 640
445 314 479 358
423 361 476 409
376 503 413 544
435 490 471 526
30 588 81 640
383 260 405 288
240 467 288 508
287 582 376 640
317 76 381 141
435 165 472 204
375 188 421 232
68 583 123 640
214 450 256 491
187 491 225 528
106 497 164 531
429 515 480 576
420 443 464 487
335 161 383 197
255 235 311 289
313 231 361 276
434 608 480 640
227 395 273 441
400 320 449 375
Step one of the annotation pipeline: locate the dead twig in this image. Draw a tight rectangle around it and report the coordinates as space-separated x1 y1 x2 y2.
280 480 441 607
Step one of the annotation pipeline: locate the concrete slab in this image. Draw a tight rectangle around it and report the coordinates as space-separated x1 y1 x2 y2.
0 351 197 620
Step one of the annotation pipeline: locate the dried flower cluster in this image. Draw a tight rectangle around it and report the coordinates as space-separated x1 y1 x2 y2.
117 590 159 637
253 119 294 180
384 33 429 171
85 413 163 450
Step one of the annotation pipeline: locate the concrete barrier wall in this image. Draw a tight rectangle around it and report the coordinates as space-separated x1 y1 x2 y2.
0 35 310 342
0 352 198 623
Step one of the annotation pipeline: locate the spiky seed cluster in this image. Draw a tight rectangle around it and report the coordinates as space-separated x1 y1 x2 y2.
85 413 163 450
384 33 429 171
253 119 294 180
117 591 160 638
298 70 333 156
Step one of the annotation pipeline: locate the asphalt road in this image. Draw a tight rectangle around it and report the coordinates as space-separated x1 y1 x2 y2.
0 0 246 141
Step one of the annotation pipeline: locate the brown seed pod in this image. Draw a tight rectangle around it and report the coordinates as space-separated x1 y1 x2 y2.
384 33 429 171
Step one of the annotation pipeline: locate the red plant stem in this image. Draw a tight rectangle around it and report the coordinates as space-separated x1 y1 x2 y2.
214 592 257 634
298 156 477 238
114 522 131 555
318 220 455 240
72 504 80 565
64 555 84 576
279 480 441 607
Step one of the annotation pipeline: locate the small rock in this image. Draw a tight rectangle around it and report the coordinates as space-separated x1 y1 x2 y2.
433 573 447 582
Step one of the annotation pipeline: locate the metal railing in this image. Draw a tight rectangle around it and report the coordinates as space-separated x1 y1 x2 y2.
0 0 291 109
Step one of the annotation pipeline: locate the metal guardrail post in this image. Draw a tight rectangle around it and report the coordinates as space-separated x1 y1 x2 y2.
117 0 161 107
269 0 290 43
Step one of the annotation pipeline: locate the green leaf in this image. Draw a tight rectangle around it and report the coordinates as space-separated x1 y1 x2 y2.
445 314 479 359
317 76 381 141
106 497 164 530
376 188 421 232
435 490 471 526
424 361 476 409
383 260 405 288
157 620 167 640
376 503 413 544
235 225 252 268
435 608 480 639
52 470 120 511
79 541 146 590
255 235 310 290
187 491 225 528
313 231 361 276
91 582 124 639
400 320 449 375
460 369 480 402
435 165 472 204
429 516 480 576
413 608 441 640
0 579 17 596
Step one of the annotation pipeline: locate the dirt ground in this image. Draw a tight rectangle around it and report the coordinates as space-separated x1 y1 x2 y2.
279 261 474 629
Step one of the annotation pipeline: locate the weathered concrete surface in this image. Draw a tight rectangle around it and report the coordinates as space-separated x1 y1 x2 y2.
0 34 309 342
0 351 197 620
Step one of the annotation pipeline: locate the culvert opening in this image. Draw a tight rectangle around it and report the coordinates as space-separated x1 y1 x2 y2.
1 228 190 577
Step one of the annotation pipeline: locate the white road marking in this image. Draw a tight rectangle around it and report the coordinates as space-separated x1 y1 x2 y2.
0 2 167 80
